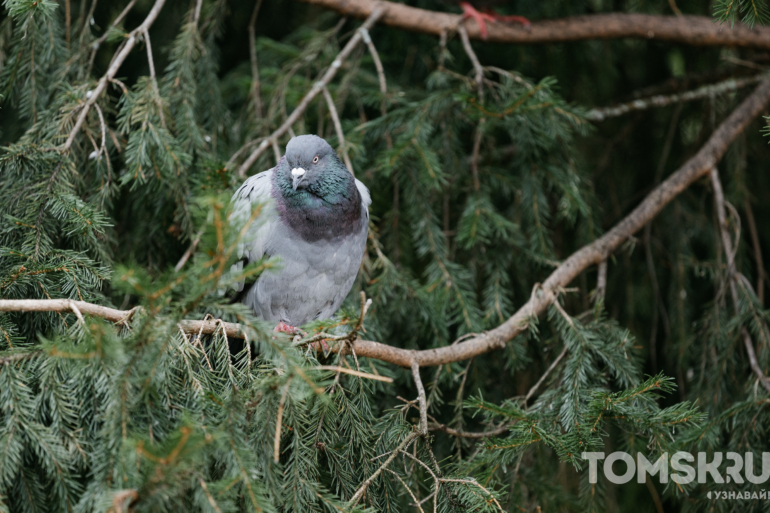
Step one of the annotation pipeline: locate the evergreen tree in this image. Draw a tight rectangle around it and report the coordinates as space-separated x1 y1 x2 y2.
1 0 770 511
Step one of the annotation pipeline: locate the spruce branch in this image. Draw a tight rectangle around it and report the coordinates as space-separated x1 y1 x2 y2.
62 0 168 152
235 7 384 177
349 431 421 507
295 0 770 49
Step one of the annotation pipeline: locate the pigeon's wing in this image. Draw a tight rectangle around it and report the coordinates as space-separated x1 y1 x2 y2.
229 169 276 292
355 178 371 219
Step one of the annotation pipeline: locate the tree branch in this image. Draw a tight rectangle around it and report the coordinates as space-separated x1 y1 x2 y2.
334 75 770 367
296 0 770 49
586 74 765 121
4 78 770 370
411 362 427 435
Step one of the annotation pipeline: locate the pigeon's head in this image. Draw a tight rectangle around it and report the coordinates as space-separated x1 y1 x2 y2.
284 135 341 191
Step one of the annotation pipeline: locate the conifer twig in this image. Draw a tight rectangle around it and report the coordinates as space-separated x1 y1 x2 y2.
322 85 354 174
359 27 387 113
90 0 138 54
709 167 770 392
143 29 166 129
384 469 425 513
349 431 420 507
314 366 393 382
235 8 384 177
63 0 168 152
595 260 607 303
743 197 765 304
198 479 223 513
427 419 511 438
274 377 292 463
525 344 568 405
248 0 265 122
174 228 205 272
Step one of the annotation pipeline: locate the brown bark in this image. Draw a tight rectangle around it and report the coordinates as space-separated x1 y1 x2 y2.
297 0 770 49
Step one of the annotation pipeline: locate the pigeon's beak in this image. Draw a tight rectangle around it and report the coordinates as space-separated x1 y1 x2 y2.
291 167 306 190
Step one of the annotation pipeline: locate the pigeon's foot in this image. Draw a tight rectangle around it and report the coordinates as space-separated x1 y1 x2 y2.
273 323 330 355
274 321 300 335
460 2 530 40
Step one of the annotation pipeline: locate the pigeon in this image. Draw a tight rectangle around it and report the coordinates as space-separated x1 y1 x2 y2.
230 134 370 335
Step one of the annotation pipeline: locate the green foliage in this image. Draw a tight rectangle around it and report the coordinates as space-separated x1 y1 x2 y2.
713 0 770 27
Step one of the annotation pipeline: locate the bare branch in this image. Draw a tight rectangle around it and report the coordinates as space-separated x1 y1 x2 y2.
248 0 265 122
174 228 205 273
296 0 770 49
235 8 384 177
359 27 387 110
744 197 765 304
411 362 427 435
595 260 607 303
525 344 568 404
458 26 485 192
143 29 167 129
322 85 354 174
314 366 393 382
586 75 765 121
710 167 770 392
383 469 425 513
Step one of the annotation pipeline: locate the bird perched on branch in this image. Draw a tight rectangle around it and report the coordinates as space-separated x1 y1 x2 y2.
458 1 530 39
230 135 370 336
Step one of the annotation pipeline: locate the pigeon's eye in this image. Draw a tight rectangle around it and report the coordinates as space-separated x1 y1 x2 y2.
312 156 319 164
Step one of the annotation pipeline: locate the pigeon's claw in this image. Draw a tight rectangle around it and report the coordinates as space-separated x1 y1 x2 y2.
274 322 300 335
460 2 495 39
312 339 332 357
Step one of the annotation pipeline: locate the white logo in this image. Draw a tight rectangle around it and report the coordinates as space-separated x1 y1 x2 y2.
581 452 770 485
